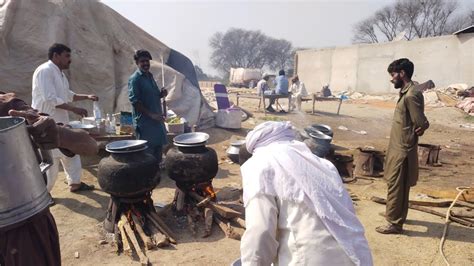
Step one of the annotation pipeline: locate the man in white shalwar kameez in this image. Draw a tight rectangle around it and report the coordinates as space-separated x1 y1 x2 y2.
289 75 308 111
240 121 372 266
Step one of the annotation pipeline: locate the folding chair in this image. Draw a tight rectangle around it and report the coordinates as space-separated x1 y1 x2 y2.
214 84 231 110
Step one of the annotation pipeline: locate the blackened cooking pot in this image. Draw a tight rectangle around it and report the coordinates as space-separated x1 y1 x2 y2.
97 149 160 197
165 145 218 188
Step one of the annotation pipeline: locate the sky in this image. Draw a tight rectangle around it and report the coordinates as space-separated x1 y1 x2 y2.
101 0 472 75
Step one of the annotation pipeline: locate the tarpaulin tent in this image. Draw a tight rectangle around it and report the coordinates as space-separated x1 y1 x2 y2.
0 0 215 128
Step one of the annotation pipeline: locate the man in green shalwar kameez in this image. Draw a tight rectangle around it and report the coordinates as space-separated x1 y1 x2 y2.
128 50 168 162
376 58 429 234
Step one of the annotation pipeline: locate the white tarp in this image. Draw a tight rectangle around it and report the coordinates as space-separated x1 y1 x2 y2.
0 0 214 128
229 68 261 84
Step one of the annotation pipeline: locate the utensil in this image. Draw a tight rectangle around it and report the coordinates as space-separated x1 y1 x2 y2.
105 145 148 154
106 140 148 151
173 132 209 145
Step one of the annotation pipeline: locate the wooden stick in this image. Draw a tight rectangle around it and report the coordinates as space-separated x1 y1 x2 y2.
189 192 241 219
232 217 246 229
371 196 474 208
176 189 185 212
147 221 170 248
203 208 214 238
131 214 154 250
214 215 241 240
123 218 150 265
118 215 131 255
147 213 177 244
187 214 197 236
450 210 474 219
371 196 474 227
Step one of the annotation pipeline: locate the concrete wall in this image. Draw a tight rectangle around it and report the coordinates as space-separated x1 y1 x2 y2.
296 33 474 94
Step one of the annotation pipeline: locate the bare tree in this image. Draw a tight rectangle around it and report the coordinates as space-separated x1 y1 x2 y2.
209 28 294 75
353 18 379 43
352 0 466 44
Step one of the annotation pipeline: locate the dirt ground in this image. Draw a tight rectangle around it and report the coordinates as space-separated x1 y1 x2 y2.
50 89 474 265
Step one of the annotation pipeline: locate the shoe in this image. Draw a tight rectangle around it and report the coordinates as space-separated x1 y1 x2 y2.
375 223 403 234
70 182 95 193
266 106 276 113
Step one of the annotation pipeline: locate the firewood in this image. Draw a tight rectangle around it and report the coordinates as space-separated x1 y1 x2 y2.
450 209 474 219
123 218 150 265
131 214 154 250
214 215 241 240
176 188 186 212
118 215 131 255
189 192 241 219
232 217 246 229
203 208 214 238
371 196 474 227
196 196 212 208
187 214 197 236
146 221 170 248
147 213 177 244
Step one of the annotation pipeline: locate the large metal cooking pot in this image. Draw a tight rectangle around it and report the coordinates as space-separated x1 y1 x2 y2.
165 144 218 189
97 145 160 197
0 117 52 228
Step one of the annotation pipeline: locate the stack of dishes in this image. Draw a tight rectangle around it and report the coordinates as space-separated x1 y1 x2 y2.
173 132 209 147
105 140 148 153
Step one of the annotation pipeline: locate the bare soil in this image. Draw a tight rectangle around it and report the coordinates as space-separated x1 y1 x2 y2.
51 89 474 265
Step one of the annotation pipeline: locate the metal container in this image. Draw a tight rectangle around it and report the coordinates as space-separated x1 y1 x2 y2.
98 144 160 197
0 117 51 228
305 123 333 138
227 140 245 163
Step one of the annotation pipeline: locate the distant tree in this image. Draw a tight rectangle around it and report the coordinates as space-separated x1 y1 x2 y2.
352 0 470 44
209 28 294 75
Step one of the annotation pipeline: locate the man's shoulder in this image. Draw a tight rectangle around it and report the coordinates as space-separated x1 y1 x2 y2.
34 61 54 73
129 70 143 82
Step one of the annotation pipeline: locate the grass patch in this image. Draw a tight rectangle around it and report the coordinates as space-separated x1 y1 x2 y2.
464 115 474 122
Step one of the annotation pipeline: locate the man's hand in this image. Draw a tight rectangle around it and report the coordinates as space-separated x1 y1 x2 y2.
8 109 40 124
149 112 164 122
88 95 99 101
160 88 168 98
72 107 88 117
415 127 425 136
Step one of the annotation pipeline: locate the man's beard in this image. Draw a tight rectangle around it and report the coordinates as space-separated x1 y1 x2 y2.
393 79 403 89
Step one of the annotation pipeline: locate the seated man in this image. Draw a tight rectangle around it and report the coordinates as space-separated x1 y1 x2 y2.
266 70 289 113
321 83 332 97
290 75 308 111
240 121 373 266
256 73 270 96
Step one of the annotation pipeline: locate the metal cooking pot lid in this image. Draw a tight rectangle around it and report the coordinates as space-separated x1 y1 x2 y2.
106 140 148 151
173 142 207 148
230 139 245 146
105 145 148 153
173 132 209 145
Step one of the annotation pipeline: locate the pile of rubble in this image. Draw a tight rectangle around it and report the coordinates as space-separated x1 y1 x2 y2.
422 84 474 115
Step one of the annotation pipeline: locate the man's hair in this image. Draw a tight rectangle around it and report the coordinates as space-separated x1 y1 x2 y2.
387 58 414 79
278 69 285 76
134 50 152 61
48 43 71 60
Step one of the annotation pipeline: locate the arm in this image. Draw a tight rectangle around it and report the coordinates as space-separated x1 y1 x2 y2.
56 103 88 117
241 194 279 266
72 94 98 102
405 94 429 136
129 78 163 122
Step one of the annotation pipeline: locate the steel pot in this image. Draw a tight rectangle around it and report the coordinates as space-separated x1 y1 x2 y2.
227 140 245 163
0 117 52 228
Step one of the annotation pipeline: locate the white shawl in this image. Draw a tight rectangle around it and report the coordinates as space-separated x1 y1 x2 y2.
241 121 373 266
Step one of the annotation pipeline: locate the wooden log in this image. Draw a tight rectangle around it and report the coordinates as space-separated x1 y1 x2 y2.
131 214 154 250
203 208 214 238
371 196 473 208
450 209 474 219
123 218 150 265
176 189 185 212
146 221 170 248
147 213 177 244
187 214 197 236
189 192 241 219
214 215 241 240
196 196 212 208
371 196 474 227
232 217 246 229
118 215 131 255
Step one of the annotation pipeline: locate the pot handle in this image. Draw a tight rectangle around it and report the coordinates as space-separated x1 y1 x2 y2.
38 149 53 174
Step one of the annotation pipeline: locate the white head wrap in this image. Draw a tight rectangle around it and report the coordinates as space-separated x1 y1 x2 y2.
245 121 295 153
